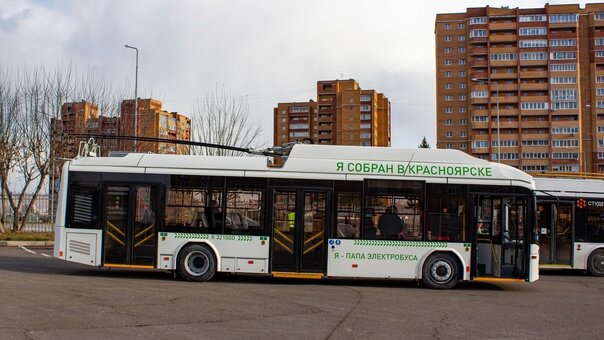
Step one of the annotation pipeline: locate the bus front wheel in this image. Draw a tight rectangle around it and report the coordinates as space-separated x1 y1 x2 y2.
177 244 216 282
422 253 460 289
587 249 604 277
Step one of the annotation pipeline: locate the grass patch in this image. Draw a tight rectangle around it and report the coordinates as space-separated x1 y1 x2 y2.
0 231 54 241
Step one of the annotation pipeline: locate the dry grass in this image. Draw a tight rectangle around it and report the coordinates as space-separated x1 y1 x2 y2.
0 231 54 241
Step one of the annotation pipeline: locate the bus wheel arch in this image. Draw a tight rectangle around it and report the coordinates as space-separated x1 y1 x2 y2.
587 248 604 277
177 242 218 282
421 251 462 289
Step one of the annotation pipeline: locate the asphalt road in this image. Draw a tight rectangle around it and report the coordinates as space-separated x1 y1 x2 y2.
0 246 602 340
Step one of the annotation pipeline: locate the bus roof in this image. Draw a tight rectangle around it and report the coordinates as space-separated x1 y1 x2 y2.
68 144 534 188
535 176 604 199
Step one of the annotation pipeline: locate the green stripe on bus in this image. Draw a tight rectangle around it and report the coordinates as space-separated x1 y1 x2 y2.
352 240 448 248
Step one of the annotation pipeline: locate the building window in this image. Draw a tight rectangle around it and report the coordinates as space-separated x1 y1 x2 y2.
459 119 467 125
550 76 577 84
520 52 547 60
458 47 466 53
549 13 577 23
471 91 488 98
460 143 467 149
360 123 371 129
444 47 452 54
289 106 310 113
519 15 546 22
445 119 453 125
460 107 466 113
520 102 548 110
446 144 453 149
460 131 467 137
458 59 466 65
472 141 488 148
445 107 453 113
552 139 579 147
469 29 487 38
446 131 453 137
458 35 465 41
552 101 578 110
459 70 466 77
550 52 577 60
596 12 604 20
459 95 467 101
445 95 453 101
597 88 604 96
444 23 452 30
597 76 604 84
469 17 487 25
493 140 519 147
458 23 465 29
289 123 309 129
289 131 309 137
490 53 517 61
459 83 466 89
551 89 577 101
551 127 579 134
550 64 577 72
445 83 453 89
472 116 488 122
360 94 372 102
445 59 452 65
360 105 371 112
360 113 371 120
444 71 452 78
596 51 604 58
444 35 452 42
550 39 576 47
519 39 547 48
519 27 546 36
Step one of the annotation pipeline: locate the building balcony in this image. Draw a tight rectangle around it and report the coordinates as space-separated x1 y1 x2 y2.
471 147 490 154
470 47 488 55
519 59 548 66
519 120 549 129
471 121 490 129
317 117 333 123
489 22 517 31
490 60 518 67
519 70 548 79
520 109 549 116
520 83 549 91
549 22 578 29
491 72 518 79
489 46 517 54
521 95 549 102
469 36 488 44
470 71 488 79
489 34 517 43
496 96 519 104
493 121 519 129
470 97 489 104
496 83 518 91
471 109 489 115
549 30 577 39
551 108 580 116
497 108 519 116
470 59 488 68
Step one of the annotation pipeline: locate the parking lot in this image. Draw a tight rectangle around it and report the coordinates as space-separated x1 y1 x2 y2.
0 246 603 340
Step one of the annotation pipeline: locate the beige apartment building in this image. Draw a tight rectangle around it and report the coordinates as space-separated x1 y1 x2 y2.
274 79 390 147
436 3 604 173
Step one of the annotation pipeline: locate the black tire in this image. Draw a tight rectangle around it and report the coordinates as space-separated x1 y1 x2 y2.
422 252 460 289
177 244 216 282
587 249 604 277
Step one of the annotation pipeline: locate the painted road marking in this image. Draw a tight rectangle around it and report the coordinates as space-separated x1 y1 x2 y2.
19 246 36 254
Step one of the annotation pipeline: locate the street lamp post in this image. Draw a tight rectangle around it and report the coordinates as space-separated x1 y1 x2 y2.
472 78 500 163
124 44 138 152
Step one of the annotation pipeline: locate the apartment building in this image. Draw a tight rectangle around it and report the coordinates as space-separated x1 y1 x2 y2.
120 98 191 154
55 99 191 156
436 3 604 173
274 79 390 147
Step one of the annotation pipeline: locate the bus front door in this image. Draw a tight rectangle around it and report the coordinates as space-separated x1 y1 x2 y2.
104 185 158 267
474 195 529 279
271 189 328 274
538 201 573 266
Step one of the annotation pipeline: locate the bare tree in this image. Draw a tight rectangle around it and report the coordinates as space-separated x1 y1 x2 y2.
191 86 265 156
0 69 20 232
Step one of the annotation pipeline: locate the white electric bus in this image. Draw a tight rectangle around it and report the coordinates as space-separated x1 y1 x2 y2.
54 144 539 288
534 175 604 276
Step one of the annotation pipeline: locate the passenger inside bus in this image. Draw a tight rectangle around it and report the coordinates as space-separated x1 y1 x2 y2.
363 208 378 238
378 206 405 240
205 200 223 233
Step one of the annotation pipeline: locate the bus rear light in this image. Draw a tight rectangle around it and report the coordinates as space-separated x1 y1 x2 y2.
59 250 63 257
163 257 170 261
352 264 358 268
248 260 254 264
466 266 470 272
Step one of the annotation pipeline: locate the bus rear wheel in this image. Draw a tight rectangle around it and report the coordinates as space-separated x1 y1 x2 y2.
587 249 604 277
422 253 460 289
178 244 216 282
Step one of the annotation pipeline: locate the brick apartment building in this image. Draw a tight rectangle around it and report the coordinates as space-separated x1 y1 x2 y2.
436 3 604 173
274 79 390 147
53 99 191 157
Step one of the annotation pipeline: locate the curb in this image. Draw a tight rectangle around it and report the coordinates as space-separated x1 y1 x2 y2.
0 240 54 247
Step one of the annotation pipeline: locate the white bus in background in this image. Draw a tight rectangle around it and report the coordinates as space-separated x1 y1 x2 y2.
534 175 604 276
54 144 539 289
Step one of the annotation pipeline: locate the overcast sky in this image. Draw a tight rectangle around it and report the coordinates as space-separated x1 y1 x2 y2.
0 0 588 148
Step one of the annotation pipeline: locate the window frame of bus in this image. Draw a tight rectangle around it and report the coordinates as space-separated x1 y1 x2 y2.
66 181 101 229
